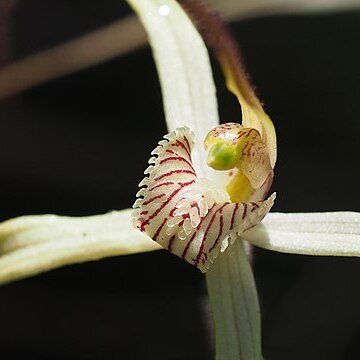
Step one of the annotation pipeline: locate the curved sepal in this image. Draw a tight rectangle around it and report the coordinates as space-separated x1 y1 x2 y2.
0 210 161 285
133 127 275 272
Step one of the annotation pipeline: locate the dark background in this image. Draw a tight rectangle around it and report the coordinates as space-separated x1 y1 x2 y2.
0 1 359 359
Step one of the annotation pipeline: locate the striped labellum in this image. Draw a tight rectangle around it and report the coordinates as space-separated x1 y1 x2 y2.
132 127 275 272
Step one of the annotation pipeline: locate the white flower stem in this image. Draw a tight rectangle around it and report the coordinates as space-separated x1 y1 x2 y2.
206 239 261 360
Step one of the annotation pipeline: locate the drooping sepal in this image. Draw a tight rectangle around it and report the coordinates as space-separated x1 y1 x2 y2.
133 127 275 272
178 1 277 169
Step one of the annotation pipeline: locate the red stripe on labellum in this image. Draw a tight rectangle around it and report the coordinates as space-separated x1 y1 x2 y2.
169 205 178 217
140 210 148 215
193 202 200 212
168 235 176 251
181 212 209 259
181 232 197 259
148 181 174 191
230 203 239 230
160 156 195 171
171 139 191 159
209 214 224 252
140 180 195 231
195 203 228 265
237 130 246 138
183 137 192 155
153 217 167 242
242 203 248 219
154 169 196 181
142 193 165 206
250 202 260 210
182 203 224 261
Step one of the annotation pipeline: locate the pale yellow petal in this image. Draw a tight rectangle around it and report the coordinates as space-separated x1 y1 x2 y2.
0 210 161 285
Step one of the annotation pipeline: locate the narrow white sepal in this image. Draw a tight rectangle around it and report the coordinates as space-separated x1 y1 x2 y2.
127 0 219 177
0 210 161 285
242 211 360 256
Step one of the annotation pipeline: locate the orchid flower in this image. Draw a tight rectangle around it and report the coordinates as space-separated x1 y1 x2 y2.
0 0 359 359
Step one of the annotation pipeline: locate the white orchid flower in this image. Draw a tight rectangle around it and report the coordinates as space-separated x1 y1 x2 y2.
131 123 276 273
0 0 359 359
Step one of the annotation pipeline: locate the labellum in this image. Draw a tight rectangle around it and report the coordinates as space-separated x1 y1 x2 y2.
132 126 275 272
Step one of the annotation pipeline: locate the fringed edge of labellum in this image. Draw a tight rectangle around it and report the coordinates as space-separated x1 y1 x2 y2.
132 126 275 272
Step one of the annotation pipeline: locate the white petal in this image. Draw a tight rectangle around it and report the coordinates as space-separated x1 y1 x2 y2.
0 209 161 285
243 212 360 256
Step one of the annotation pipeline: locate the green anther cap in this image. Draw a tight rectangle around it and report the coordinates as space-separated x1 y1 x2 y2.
205 123 272 189
206 142 238 170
